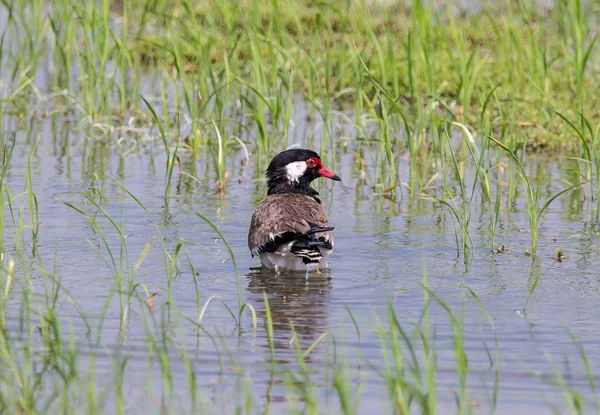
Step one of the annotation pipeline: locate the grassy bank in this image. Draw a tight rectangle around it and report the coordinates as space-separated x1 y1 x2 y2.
2 0 600 152
128 0 600 149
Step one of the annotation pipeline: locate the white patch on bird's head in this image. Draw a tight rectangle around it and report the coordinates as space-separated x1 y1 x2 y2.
285 161 307 183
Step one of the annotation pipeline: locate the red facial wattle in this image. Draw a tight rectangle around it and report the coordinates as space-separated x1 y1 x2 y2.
305 157 341 181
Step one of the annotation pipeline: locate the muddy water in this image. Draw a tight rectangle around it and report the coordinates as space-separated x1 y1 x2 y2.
2 113 600 414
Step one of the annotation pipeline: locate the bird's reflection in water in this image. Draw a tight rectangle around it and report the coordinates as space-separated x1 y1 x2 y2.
246 267 333 362
245 268 333 407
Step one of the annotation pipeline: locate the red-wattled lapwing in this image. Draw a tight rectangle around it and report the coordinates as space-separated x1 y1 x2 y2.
248 149 341 272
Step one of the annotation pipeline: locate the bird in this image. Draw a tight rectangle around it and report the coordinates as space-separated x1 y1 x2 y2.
248 148 341 273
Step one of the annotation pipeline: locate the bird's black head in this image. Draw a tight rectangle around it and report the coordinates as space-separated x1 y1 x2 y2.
265 149 341 200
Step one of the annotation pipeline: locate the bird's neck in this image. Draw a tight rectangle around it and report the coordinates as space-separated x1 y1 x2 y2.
267 179 321 203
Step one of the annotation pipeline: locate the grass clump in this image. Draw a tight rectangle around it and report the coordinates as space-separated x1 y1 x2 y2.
118 0 600 148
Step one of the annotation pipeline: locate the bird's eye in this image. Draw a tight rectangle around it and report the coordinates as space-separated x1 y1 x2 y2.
306 158 317 168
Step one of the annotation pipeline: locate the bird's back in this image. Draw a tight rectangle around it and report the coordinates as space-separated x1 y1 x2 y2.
248 194 334 271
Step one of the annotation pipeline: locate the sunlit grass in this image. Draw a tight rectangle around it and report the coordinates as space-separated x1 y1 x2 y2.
2 0 600 150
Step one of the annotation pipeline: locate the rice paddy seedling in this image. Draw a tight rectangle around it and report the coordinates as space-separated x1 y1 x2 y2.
544 352 587 415
281 322 322 413
571 334 600 412
68 195 132 327
557 111 600 220
523 265 542 314
374 307 410 414
467 287 500 413
25 147 40 253
0 138 15 258
422 121 491 260
553 248 566 262
194 211 256 330
425 289 470 414
142 88 179 199
420 271 437 414
490 136 582 258
48 0 76 90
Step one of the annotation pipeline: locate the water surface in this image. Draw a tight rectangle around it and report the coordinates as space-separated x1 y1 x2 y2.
2 115 600 414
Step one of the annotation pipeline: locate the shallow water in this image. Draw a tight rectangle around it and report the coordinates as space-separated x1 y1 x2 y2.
2 111 600 413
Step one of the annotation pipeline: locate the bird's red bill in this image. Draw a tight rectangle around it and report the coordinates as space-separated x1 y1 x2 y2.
319 167 341 181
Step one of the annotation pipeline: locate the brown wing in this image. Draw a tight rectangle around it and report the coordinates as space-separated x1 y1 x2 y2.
248 194 334 255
